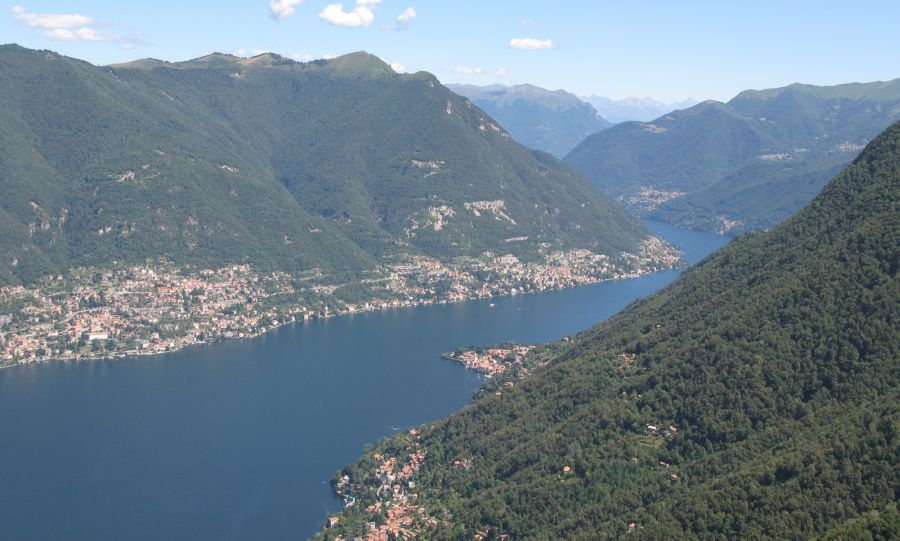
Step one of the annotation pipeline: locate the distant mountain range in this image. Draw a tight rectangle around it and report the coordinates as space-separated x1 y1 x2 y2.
580 95 699 123
322 120 900 539
566 79 900 234
0 45 651 285
447 84 612 157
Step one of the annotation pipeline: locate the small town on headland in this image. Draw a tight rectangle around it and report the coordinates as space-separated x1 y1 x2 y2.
315 340 682 540
442 344 537 376
1 239 680 367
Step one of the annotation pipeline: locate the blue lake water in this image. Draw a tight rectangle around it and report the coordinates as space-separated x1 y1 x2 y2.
0 221 728 540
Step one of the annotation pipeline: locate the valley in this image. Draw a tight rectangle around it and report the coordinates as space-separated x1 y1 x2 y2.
318 120 900 541
447 83 612 157
0 221 727 541
1 4 897 540
565 79 900 234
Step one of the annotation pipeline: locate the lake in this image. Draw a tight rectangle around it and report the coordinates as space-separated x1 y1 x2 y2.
0 221 728 540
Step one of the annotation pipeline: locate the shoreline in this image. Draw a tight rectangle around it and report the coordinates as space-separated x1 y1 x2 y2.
0 265 680 372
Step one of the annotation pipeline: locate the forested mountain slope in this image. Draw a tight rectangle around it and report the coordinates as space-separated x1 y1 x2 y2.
565 79 900 234
448 84 612 157
322 121 900 539
0 45 647 285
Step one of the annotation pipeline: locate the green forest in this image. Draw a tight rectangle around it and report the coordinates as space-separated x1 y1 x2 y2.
565 79 900 234
448 83 612 157
0 45 646 285
320 121 900 539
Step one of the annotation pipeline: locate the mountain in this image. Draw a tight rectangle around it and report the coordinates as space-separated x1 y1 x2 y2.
0 45 651 285
320 122 900 538
580 95 699 123
447 84 613 157
566 79 900 234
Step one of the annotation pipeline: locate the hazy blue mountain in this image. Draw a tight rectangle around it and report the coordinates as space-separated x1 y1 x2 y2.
566 79 900 234
447 83 612 157
580 95 699 122
322 120 900 540
0 45 650 285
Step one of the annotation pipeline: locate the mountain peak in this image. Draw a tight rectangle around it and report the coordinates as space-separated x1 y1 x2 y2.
111 50 395 75
191 52 290 68
325 51 393 75
0 42 27 52
107 57 170 69
447 82 612 157
449 83 578 105
109 52 294 71
730 78 900 104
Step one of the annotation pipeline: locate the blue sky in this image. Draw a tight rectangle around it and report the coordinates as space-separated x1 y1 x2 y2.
3 1 900 102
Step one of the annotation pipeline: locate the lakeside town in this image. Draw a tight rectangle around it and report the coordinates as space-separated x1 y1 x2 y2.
0 238 681 367
317 342 680 540
441 344 537 376
323 427 443 540
619 186 686 214
317 342 564 538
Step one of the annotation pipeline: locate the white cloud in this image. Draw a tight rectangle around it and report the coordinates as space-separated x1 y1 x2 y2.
43 27 111 41
269 0 303 21
12 5 94 29
520 18 538 27
319 3 375 28
356 0 383 5
11 5 137 44
289 52 314 62
495 67 509 77
395 7 416 29
509 37 555 50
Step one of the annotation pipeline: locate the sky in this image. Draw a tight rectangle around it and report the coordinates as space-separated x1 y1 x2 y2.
2 1 900 102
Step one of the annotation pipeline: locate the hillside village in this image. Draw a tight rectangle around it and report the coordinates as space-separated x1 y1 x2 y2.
328 429 439 540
